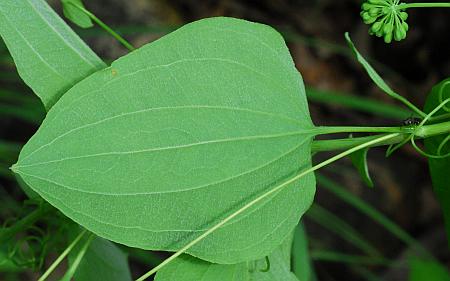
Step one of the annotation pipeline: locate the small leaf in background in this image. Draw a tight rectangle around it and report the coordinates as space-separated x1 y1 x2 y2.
345 33 423 118
350 147 374 188
68 235 132 281
155 235 299 281
0 0 105 110
61 0 93 29
423 78 450 245
292 224 316 281
409 257 450 281
12 17 316 263
154 255 248 281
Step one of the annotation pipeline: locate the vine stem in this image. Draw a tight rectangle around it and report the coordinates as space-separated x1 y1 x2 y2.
312 134 403 153
68 2 135 51
398 3 450 9
0 203 53 243
312 119 450 153
314 125 405 135
38 229 87 281
135 133 399 281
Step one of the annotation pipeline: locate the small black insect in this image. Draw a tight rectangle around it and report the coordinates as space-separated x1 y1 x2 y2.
402 117 422 126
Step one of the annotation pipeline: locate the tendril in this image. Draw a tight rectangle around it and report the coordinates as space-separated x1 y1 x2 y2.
438 80 450 113
411 137 450 159
361 0 409 43
437 135 450 155
260 256 271 272
5 223 50 271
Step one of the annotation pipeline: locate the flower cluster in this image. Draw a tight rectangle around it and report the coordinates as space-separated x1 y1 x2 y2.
360 0 409 43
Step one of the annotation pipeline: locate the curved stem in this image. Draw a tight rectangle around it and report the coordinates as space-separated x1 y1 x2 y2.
69 3 135 51
0 203 53 244
411 137 450 159
38 230 87 281
398 3 450 9
135 133 399 281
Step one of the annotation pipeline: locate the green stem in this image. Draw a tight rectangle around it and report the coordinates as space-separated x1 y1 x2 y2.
0 203 53 244
315 125 406 135
415 120 450 138
429 112 450 122
312 120 450 153
398 3 450 9
135 133 399 281
69 3 135 51
61 233 94 281
38 230 87 281
312 134 404 153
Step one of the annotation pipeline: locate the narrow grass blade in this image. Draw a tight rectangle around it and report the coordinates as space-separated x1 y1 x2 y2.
316 173 432 258
306 204 381 257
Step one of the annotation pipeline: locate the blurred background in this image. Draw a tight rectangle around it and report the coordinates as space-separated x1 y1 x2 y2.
1 0 449 280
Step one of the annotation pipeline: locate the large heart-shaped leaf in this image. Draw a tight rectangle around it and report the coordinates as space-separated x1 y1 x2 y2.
12 17 316 264
424 78 450 245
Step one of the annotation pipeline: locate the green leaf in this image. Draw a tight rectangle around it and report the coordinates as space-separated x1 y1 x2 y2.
155 235 299 281
292 224 316 281
12 17 316 263
350 147 374 188
423 78 450 245
68 235 132 281
0 0 106 110
61 0 93 29
154 255 249 281
409 258 450 281
344 33 424 118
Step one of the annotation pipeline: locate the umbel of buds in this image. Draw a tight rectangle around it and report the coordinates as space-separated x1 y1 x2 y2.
361 0 409 43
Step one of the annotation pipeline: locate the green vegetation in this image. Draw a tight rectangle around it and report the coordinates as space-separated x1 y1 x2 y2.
0 0 449 280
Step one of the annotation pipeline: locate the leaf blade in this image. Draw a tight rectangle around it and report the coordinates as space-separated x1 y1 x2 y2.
61 0 93 29
13 17 316 263
350 147 374 188
344 33 424 118
423 78 450 245
68 235 132 281
0 0 106 110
